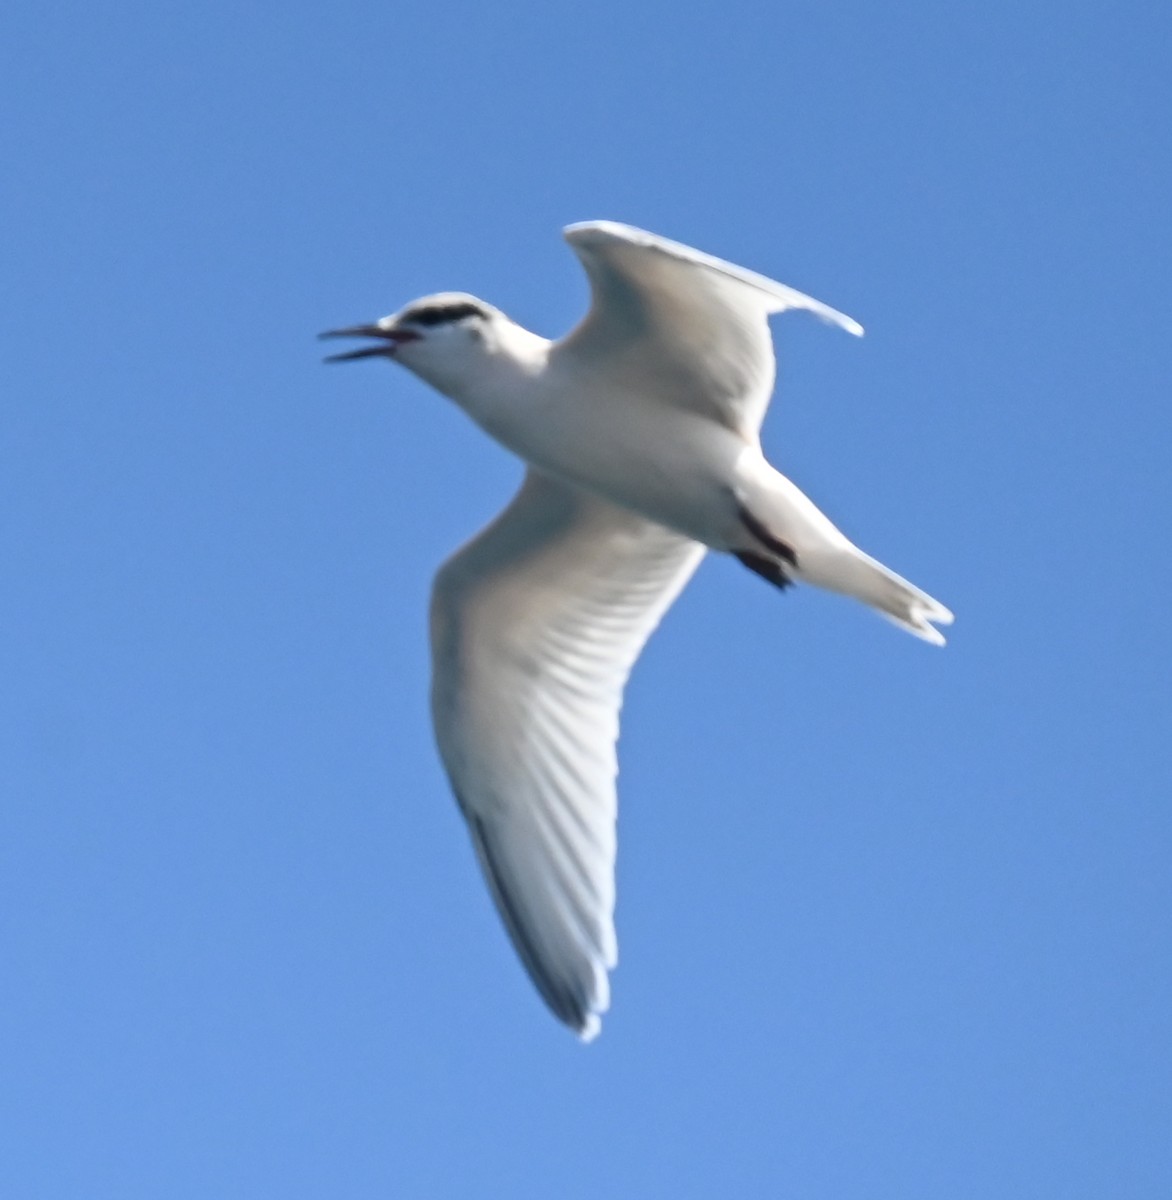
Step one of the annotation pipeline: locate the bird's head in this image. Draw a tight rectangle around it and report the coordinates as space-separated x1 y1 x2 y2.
320 292 521 400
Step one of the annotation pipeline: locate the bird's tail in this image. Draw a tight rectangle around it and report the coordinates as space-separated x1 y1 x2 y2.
814 546 954 645
731 459 953 644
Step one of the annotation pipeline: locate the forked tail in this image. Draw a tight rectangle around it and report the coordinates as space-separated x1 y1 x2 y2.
820 547 954 645
730 462 954 644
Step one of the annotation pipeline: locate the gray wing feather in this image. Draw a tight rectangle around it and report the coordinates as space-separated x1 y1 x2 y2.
560 221 862 436
430 470 704 1038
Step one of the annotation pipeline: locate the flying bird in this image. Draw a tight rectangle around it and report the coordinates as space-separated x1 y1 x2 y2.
322 221 952 1040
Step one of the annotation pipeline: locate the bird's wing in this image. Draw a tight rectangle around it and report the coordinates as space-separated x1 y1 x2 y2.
430 469 705 1039
559 221 862 437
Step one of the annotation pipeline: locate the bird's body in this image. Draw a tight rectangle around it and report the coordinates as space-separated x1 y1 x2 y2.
323 221 953 1039
449 340 749 549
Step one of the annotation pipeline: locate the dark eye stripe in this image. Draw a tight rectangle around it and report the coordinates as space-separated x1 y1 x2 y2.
404 302 487 327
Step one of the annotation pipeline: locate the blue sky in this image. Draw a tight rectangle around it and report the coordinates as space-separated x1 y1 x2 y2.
2 2 1169 1196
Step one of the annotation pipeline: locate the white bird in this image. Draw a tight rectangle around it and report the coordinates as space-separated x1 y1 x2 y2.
322 221 952 1040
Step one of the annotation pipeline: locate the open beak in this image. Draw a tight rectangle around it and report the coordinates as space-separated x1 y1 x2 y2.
318 323 420 363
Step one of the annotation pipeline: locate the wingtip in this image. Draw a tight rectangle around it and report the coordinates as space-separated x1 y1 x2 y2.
816 308 864 338
575 1013 603 1043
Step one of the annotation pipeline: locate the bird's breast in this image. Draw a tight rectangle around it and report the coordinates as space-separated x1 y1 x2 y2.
477 381 751 549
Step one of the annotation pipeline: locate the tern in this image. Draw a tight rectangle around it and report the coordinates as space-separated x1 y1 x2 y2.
322 221 952 1040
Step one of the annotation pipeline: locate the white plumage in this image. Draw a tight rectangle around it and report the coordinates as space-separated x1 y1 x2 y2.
323 222 953 1039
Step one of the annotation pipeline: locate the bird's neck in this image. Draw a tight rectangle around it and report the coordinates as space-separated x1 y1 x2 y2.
439 323 552 425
